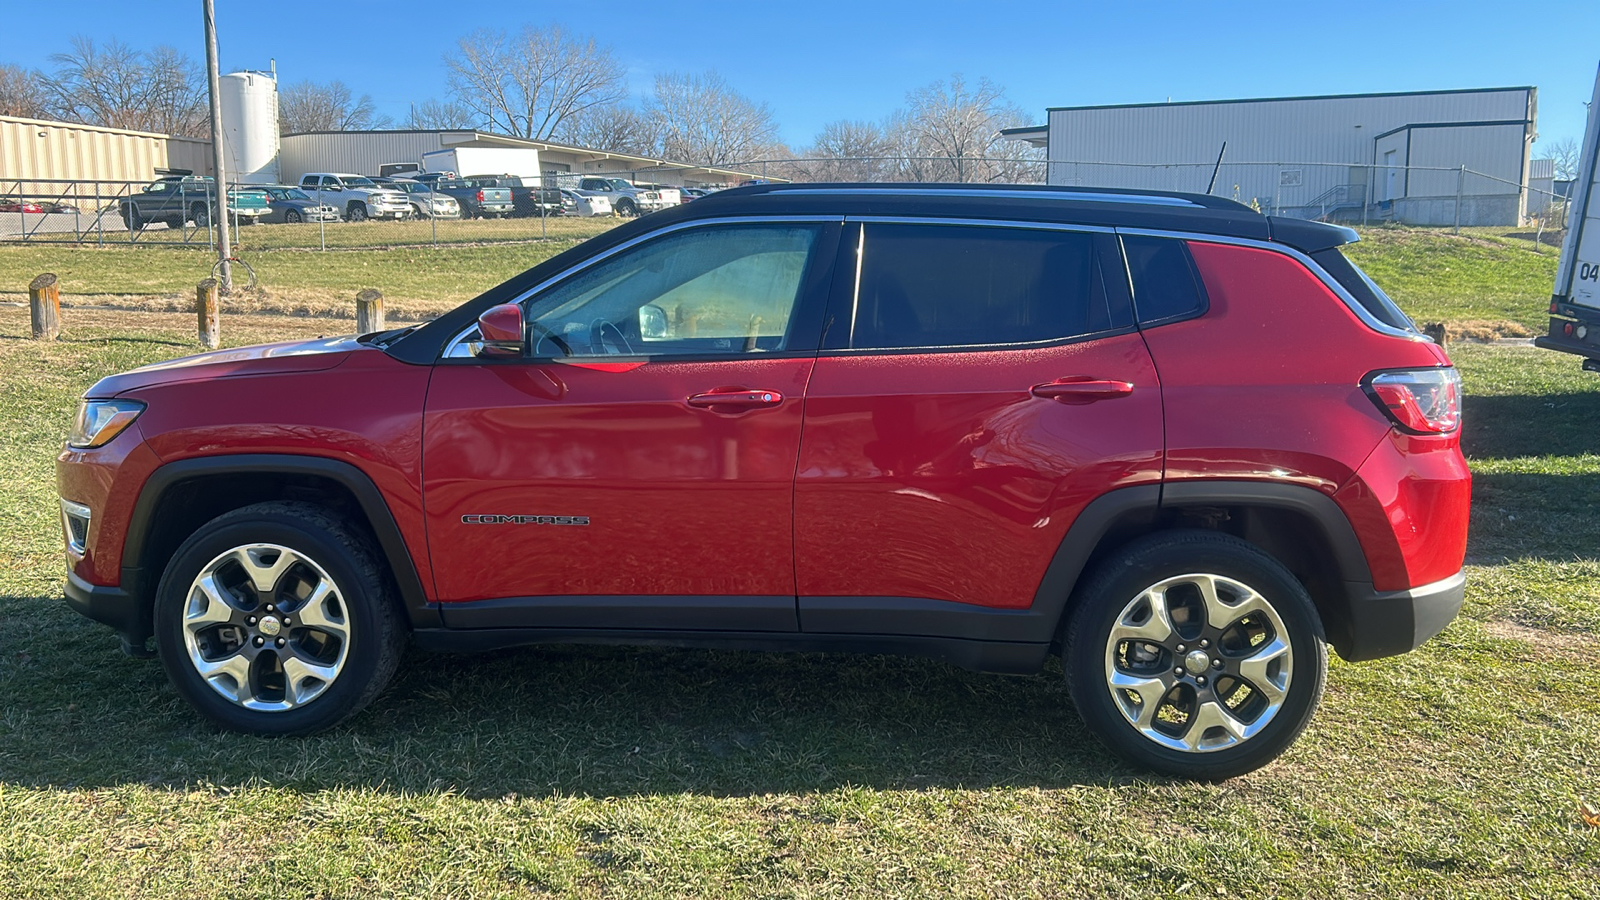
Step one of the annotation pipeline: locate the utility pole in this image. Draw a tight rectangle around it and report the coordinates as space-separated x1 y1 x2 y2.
202 0 232 291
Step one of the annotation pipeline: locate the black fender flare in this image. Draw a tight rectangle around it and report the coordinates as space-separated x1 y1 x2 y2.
122 454 437 631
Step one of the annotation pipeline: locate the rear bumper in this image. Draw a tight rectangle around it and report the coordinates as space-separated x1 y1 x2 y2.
64 569 148 643
1336 570 1465 662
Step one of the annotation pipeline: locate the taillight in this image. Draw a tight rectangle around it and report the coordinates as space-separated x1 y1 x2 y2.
1363 367 1462 434
476 190 485 203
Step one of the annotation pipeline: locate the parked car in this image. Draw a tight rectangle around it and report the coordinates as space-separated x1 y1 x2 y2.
386 180 462 219
560 189 612 218
466 174 563 217
430 178 513 219
574 177 679 216
260 186 340 224
118 174 271 230
0 198 44 213
679 187 710 201
297 173 411 221
55 183 1468 780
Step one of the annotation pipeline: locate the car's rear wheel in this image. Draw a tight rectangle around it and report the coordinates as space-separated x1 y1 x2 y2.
1063 530 1326 780
284 208 303 224
153 502 405 735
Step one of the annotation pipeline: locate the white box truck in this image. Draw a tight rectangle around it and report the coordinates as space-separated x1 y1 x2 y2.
421 147 542 180
1541 63 1600 370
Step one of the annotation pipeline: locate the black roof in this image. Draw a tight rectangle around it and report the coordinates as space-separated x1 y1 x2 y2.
387 182 1355 364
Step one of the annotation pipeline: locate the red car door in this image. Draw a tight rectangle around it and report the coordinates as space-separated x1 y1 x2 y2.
423 220 839 630
794 221 1164 630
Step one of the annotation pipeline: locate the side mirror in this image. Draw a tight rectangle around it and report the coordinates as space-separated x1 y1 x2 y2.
473 303 525 358
639 304 668 340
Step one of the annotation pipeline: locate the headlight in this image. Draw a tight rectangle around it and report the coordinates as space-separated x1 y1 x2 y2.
68 399 145 449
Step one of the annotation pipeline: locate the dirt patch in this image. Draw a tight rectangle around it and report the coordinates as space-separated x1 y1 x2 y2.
1499 230 1566 248
1481 619 1590 654
1437 319 1535 342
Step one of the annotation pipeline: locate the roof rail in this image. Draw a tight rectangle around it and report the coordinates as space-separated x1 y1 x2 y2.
709 182 1256 212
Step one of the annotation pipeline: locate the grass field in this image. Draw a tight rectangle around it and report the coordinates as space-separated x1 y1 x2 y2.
0 223 1563 328
0 289 1598 894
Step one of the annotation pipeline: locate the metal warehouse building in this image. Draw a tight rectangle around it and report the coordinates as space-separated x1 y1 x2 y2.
279 130 769 189
0 115 213 186
1006 87 1539 226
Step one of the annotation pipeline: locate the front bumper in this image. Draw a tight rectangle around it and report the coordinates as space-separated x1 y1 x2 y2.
1335 570 1465 662
64 569 149 643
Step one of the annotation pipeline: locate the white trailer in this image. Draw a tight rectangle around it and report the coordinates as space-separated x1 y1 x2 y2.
421 147 542 180
1540 64 1600 370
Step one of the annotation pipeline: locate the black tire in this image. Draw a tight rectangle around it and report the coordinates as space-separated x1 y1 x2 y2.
153 501 406 736
121 204 141 230
192 204 210 228
616 198 638 217
347 203 368 222
1063 530 1327 780
284 208 303 224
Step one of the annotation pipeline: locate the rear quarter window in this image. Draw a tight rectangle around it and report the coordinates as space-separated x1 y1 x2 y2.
1309 248 1417 333
1122 235 1208 326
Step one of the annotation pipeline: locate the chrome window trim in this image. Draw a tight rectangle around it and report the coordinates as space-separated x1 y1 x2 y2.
60 498 90 558
1115 227 1425 341
846 215 1115 233
783 187 1202 207
443 214 843 358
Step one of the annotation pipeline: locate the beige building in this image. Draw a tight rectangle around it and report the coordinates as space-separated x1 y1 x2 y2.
1 115 212 192
279 129 771 188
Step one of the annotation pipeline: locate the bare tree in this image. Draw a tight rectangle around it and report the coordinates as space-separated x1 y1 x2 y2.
278 80 391 133
895 75 1044 183
646 71 779 166
0 64 49 118
445 25 626 139
41 37 208 136
805 119 898 181
1547 136 1582 182
555 103 658 155
403 98 481 130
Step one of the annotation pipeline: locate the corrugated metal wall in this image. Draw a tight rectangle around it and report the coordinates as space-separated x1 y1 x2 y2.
0 116 213 188
279 132 451 182
1044 88 1534 219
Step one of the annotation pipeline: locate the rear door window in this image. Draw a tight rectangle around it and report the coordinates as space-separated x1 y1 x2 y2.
1121 235 1208 326
831 223 1123 350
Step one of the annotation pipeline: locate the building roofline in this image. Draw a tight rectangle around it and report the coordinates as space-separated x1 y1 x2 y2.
998 125 1047 136
1046 86 1536 113
1 113 206 141
279 128 775 180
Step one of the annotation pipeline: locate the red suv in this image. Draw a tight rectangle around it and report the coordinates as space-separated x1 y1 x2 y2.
57 184 1469 778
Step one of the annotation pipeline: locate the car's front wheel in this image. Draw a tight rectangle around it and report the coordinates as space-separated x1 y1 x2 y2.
1063 530 1327 780
153 502 405 735
284 208 303 224
347 203 368 222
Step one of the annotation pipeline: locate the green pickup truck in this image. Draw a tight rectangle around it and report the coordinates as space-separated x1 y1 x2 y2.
119 172 272 231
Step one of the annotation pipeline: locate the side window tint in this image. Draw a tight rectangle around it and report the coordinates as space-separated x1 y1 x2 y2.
1122 235 1207 325
526 225 821 358
846 224 1110 350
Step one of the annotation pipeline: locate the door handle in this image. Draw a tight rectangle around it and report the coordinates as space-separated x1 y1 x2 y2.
1030 379 1135 403
686 388 785 411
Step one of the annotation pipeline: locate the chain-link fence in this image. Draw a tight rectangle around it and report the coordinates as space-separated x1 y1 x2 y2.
2 160 1571 251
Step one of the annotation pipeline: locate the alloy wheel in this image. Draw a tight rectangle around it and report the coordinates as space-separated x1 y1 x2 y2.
181 543 351 712
1103 572 1292 753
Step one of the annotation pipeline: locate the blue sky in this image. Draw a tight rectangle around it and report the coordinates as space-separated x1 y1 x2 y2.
6 0 1599 154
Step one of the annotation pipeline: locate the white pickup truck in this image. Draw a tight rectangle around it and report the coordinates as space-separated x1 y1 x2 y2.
297 173 412 221
574 177 680 217
1539 64 1600 370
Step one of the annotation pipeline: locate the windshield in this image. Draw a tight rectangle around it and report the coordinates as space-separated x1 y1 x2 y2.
283 188 309 200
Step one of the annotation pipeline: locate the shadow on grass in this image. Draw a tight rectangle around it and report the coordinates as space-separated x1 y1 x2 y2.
0 603 1127 798
1463 393 1600 458
1468 471 1600 562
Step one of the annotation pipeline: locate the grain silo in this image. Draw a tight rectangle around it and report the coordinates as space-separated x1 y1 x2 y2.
219 70 280 184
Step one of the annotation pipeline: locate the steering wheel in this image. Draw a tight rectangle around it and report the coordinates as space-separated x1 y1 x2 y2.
592 319 634 356
529 321 573 358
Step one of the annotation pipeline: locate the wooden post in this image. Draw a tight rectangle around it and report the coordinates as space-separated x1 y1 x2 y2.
196 278 219 350
29 273 60 340
356 288 385 333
